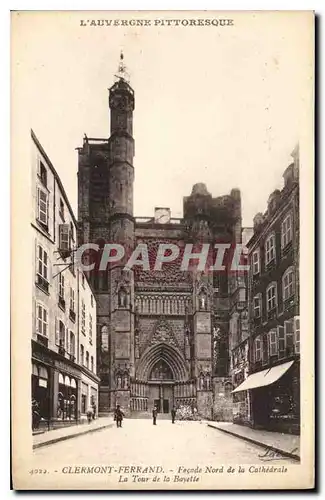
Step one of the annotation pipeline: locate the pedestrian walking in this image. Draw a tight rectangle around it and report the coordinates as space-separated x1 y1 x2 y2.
86 406 93 424
152 406 158 425
114 405 124 428
171 407 176 424
92 402 97 420
32 399 41 430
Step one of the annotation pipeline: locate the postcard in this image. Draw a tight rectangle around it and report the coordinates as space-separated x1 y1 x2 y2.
11 10 314 490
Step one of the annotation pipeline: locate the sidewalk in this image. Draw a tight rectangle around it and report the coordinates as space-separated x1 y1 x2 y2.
208 422 300 461
33 417 114 450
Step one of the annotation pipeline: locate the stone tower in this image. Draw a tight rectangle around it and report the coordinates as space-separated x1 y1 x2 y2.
77 54 135 414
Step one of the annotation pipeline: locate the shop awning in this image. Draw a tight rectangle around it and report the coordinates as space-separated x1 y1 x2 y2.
232 360 295 393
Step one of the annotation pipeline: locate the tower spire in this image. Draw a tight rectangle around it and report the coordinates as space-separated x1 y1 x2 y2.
115 50 130 82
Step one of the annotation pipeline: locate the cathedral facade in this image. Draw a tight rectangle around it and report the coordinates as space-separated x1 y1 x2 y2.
77 67 242 418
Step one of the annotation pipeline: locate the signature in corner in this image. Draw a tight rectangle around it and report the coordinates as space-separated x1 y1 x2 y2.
258 446 299 461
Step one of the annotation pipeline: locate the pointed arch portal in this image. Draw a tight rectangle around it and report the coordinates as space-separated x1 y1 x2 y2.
136 342 188 382
135 343 188 414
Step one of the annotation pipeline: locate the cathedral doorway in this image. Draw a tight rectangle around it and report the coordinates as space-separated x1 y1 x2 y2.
148 360 174 414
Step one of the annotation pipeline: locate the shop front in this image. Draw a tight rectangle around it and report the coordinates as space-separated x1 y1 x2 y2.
57 373 78 421
232 369 250 425
80 372 100 419
53 359 81 426
31 362 51 421
232 360 300 434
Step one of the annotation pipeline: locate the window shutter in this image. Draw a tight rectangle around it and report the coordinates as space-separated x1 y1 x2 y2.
262 334 268 364
59 224 70 251
65 327 69 352
55 318 60 346
278 325 285 358
284 320 294 355
294 317 300 354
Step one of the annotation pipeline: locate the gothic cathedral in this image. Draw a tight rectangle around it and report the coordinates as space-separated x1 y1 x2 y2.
77 58 242 418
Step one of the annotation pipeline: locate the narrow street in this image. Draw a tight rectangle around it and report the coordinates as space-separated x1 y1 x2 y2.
33 419 295 467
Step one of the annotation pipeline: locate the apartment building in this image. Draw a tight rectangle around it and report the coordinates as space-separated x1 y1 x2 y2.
233 146 300 434
31 130 99 427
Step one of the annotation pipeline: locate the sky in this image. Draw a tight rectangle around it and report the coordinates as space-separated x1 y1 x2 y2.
12 11 312 226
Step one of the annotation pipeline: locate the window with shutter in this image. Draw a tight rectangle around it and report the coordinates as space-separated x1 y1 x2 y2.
282 267 294 301
59 320 65 348
59 224 70 252
254 336 261 362
55 318 60 346
278 325 285 358
253 294 262 317
37 245 48 282
268 329 278 356
294 316 300 354
36 303 48 336
266 283 277 311
37 187 48 226
59 273 65 299
252 250 260 275
284 319 294 355
70 331 75 356
281 213 293 248
39 161 47 187
262 334 269 364
265 233 276 266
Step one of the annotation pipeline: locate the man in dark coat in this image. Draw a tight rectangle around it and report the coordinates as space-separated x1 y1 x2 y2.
171 407 176 424
114 405 124 428
152 406 158 425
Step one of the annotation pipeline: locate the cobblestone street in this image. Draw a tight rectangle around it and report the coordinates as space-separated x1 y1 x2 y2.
34 419 296 467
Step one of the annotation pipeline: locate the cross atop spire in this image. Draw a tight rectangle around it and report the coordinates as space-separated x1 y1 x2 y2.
115 50 130 83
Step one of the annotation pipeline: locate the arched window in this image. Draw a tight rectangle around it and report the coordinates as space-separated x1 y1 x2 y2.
265 232 276 266
266 282 277 311
253 293 262 318
282 267 294 301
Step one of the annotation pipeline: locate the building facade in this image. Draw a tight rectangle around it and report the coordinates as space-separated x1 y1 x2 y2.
233 146 300 434
77 62 246 418
229 227 253 425
31 131 100 428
